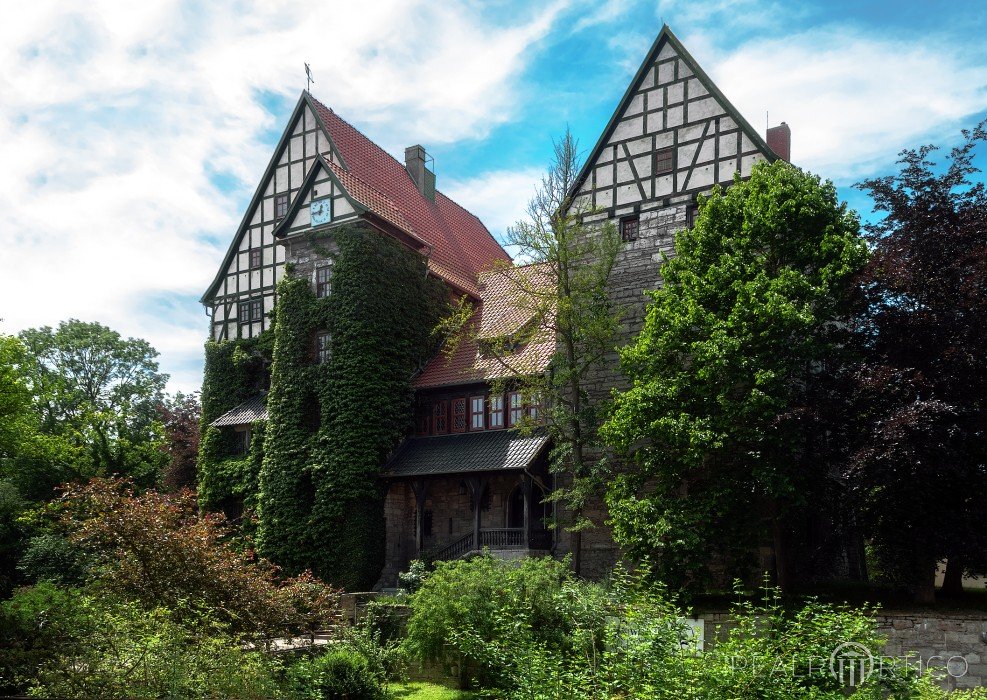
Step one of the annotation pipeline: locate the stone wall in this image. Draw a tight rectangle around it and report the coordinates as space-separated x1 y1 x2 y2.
697 610 987 690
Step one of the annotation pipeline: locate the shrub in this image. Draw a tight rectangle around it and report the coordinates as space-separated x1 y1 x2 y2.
0 583 283 699
16 533 90 585
58 477 341 640
397 558 429 592
288 646 386 700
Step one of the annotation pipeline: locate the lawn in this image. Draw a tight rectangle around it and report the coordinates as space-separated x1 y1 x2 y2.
387 681 484 699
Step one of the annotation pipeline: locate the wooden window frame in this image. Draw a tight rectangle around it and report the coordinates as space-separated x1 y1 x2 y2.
620 215 639 242
274 193 289 220
507 391 523 428
432 401 448 435
239 298 263 324
655 147 674 175
315 332 331 364
528 393 543 423
451 397 467 434
687 203 700 228
488 395 504 429
416 406 430 436
469 395 485 431
315 265 331 298
249 248 262 269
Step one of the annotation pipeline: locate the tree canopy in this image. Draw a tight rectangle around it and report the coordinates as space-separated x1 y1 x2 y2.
603 161 868 592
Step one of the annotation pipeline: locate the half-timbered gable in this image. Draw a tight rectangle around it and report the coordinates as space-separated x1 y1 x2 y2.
202 95 341 341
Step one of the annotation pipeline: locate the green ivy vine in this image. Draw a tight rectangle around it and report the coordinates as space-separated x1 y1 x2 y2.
257 223 447 589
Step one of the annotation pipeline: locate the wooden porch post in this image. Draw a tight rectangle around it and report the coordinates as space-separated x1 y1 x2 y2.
467 476 488 552
522 473 533 548
411 480 428 556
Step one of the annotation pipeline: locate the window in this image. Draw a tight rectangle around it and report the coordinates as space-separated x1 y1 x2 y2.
470 395 485 430
417 407 430 435
235 428 251 455
239 298 263 324
316 332 331 364
249 249 262 269
275 193 289 220
489 395 504 429
508 391 524 427
687 203 700 228
433 401 448 434
528 393 543 422
316 265 331 298
620 216 640 242
451 397 467 433
655 147 674 175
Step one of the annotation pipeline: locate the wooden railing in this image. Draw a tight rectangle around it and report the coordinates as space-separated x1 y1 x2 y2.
425 528 553 562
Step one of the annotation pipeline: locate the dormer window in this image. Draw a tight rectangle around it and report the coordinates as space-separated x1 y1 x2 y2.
275 193 289 220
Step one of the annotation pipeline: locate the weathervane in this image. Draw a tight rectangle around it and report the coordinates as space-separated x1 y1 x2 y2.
305 63 315 92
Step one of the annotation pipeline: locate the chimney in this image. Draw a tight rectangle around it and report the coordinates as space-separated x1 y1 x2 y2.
766 122 791 162
405 144 436 201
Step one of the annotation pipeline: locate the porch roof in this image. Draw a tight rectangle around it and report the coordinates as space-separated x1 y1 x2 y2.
209 395 267 427
384 430 549 478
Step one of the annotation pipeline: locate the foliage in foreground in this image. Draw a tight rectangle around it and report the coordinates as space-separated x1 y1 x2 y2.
403 555 981 700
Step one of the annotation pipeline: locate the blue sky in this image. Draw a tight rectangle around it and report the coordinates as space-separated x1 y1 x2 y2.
1 0 985 394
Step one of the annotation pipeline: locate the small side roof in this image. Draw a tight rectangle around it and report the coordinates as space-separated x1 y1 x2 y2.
384 430 549 478
210 395 268 427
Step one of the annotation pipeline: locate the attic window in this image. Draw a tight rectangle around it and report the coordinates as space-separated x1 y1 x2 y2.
620 216 639 242
655 147 674 175
238 298 263 324
249 249 262 269
275 193 289 220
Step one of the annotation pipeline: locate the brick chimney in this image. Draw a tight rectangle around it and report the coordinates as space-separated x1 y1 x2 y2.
767 122 791 162
405 145 436 201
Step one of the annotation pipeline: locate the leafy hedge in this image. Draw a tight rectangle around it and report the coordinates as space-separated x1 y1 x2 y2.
258 224 447 589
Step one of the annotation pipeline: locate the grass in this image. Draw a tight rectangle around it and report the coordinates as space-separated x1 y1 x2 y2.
387 680 484 699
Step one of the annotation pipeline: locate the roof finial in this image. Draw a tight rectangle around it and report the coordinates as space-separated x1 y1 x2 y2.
305 63 315 92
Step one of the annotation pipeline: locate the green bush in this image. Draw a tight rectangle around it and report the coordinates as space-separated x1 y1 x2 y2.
16 533 90 585
0 583 283 699
288 646 386 700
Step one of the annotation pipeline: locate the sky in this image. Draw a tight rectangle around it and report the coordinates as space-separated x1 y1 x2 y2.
1 0 986 394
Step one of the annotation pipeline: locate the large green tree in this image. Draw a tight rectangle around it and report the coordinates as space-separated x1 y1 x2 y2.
603 161 868 593
850 121 987 603
17 320 168 489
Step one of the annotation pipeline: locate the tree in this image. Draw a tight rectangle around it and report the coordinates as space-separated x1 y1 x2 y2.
443 130 621 574
158 392 201 492
17 320 168 488
851 121 987 602
602 162 868 593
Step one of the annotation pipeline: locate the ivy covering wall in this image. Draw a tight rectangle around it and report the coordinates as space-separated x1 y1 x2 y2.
197 331 273 521
257 224 447 589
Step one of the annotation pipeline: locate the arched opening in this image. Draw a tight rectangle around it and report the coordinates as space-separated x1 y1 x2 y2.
506 480 550 529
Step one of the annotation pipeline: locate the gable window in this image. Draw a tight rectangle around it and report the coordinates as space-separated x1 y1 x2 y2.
239 298 263 324
470 395 485 430
275 193 289 220
655 147 674 175
507 391 524 427
451 397 467 433
620 216 639 242
316 332 331 364
433 401 448 435
316 265 332 298
489 395 504 429
249 249 262 269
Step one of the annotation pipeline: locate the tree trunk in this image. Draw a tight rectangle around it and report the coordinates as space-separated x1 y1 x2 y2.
941 557 965 598
912 560 937 604
771 510 793 595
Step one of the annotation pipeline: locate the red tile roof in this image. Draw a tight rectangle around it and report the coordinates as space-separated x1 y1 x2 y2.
415 263 556 389
310 95 510 296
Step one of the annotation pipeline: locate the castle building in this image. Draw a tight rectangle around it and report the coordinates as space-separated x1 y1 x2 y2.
200 25 790 587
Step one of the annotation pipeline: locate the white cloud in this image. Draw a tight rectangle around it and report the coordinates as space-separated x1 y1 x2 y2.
0 0 568 394
688 26 987 180
442 168 545 248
